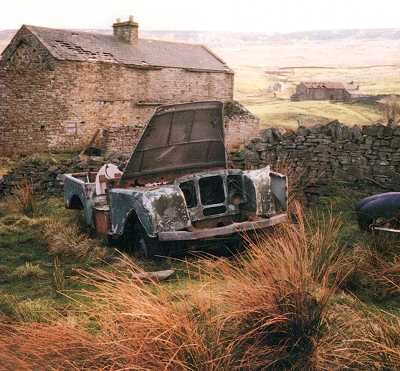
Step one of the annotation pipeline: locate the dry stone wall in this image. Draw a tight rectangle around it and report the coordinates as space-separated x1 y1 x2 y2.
0 154 122 196
240 121 400 187
224 101 260 150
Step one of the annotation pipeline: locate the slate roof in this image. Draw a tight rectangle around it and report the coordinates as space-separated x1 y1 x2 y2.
24 25 232 72
302 81 346 90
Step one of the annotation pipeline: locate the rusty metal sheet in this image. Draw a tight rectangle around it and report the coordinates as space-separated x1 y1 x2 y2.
121 101 227 183
93 207 110 235
158 213 287 241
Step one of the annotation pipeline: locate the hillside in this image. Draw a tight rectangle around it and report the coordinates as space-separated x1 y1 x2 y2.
3 27 400 49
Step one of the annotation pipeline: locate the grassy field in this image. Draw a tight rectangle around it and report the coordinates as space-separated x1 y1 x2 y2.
243 97 382 129
228 63 400 128
0 154 400 368
0 191 182 321
215 39 400 128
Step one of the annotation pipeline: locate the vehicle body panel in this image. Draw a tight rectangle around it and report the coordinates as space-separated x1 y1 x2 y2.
63 173 95 226
158 213 287 241
121 101 226 184
109 185 191 238
356 192 400 230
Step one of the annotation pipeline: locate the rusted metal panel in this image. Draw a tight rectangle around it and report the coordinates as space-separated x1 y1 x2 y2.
121 101 226 183
158 213 287 241
270 171 288 212
63 173 96 227
173 168 245 223
93 207 110 235
242 167 274 216
109 185 191 238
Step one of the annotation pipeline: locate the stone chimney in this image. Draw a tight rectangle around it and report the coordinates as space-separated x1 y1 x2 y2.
113 16 139 45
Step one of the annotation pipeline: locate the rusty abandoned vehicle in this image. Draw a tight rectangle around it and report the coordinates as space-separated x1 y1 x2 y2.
63 101 288 257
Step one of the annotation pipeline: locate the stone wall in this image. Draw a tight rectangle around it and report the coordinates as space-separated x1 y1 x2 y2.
240 121 400 187
0 29 71 154
102 124 145 158
224 101 260 150
0 27 234 155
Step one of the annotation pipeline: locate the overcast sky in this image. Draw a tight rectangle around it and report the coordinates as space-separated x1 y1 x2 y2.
1 0 400 33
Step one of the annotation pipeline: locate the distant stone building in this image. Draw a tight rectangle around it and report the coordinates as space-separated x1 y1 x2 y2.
291 81 351 101
0 17 241 155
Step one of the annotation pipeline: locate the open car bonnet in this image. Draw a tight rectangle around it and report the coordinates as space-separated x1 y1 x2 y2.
121 101 227 183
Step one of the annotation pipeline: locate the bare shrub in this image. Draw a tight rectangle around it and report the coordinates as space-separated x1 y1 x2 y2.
268 155 311 207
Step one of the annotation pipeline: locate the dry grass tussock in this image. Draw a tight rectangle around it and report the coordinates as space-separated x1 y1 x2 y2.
0 213 49 230
11 262 47 280
0 295 56 323
0 257 235 370
42 219 108 260
0 320 96 370
0 157 14 177
343 242 400 301
11 180 36 217
0 203 399 370
52 255 66 293
323 298 400 369
359 308 400 367
197 203 350 370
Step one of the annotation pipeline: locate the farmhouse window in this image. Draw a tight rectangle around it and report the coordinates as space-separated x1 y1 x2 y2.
65 122 78 136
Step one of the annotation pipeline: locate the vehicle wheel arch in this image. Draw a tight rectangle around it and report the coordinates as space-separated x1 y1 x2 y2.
68 194 84 210
122 208 155 239
121 209 161 259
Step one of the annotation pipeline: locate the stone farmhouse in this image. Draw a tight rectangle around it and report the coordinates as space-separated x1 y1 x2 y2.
0 17 259 155
291 81 351 101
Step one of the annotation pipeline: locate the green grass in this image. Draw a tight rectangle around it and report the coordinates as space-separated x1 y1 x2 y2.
244 98 382 129
230 58 400 129
310 181 400 313
1 155 400 369
0 192 190 322
1 182 399 369
0 195 102 321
